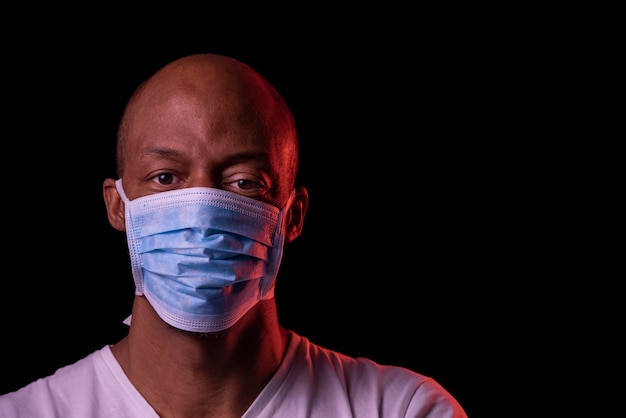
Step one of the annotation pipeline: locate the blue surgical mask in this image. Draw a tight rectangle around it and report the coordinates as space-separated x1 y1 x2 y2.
115 179 294 333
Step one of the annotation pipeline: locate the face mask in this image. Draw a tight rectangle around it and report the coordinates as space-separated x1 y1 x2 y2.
115 179 294 333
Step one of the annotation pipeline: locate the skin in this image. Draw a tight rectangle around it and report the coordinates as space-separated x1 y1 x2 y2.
102 54 309 418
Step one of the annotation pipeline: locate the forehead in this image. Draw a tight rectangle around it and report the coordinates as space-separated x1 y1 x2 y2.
118 57 296 187
125 93 291 192
128 87 280 155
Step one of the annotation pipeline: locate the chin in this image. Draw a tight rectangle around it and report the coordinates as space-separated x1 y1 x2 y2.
167 324 228 339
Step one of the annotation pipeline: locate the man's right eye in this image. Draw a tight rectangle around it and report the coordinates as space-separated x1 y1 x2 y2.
154 173 175 185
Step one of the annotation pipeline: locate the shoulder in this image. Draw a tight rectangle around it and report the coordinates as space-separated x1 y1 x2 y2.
0 346 118 417
291 331 431 384
261 331 468 417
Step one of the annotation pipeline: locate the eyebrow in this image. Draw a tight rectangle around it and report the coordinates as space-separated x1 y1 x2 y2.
138 146 183 161
137 146 271 166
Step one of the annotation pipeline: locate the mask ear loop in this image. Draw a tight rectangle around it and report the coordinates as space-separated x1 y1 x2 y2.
115 178 145 296
115 178 130 203
260 188 297 299
115 179 136 327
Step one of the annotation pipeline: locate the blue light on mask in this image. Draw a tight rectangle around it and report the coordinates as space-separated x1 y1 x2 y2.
115 179 294 333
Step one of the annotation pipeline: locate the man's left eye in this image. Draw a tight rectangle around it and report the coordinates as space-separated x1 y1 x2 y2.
235 179 261 190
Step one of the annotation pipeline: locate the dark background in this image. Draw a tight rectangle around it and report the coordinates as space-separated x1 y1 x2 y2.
0 17 554 417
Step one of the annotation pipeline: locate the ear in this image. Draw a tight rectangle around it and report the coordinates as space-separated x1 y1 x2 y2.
285 185 309 242
103 178 126 232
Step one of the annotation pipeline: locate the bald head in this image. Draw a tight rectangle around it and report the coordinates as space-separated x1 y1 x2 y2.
116 53 299 193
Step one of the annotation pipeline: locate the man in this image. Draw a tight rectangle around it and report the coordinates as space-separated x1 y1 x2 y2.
0 53 467 417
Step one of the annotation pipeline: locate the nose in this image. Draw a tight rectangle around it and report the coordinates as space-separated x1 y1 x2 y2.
185 171 221 189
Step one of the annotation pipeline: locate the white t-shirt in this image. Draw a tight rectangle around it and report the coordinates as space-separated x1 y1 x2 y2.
0 331 467 417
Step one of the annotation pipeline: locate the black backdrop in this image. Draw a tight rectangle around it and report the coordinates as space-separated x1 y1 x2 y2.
0 28 508 417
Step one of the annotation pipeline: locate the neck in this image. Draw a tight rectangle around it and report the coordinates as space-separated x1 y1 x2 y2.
111 295 288 418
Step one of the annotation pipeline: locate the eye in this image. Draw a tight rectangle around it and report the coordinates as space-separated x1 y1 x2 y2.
223 176 269 199
152 173 177 186
233 179 261 190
